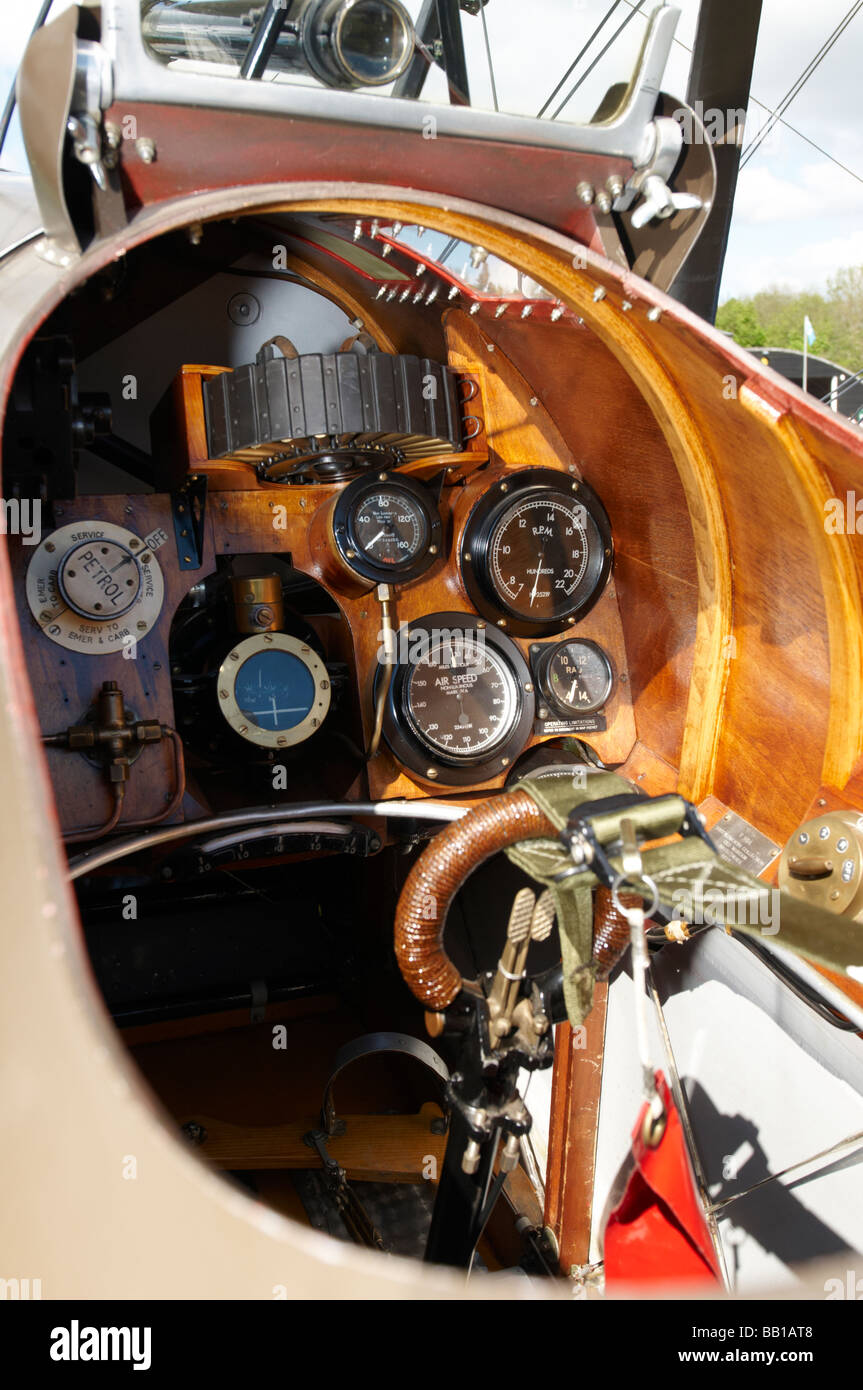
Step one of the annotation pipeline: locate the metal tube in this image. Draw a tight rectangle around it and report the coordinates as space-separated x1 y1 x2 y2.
68 799 468 879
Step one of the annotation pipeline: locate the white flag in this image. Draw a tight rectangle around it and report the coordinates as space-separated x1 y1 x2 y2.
804 315 816 347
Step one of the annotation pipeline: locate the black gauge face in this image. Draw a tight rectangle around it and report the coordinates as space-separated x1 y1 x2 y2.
334 473 442 584
489 492 595 621
381 613 534 784
350 489 428 569
461 470 613 636
541 640 613 715
405 632 520 760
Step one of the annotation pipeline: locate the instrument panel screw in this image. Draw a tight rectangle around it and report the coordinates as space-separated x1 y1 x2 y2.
622 301 633 312
576 181 595 205
426 768 439 779
501 757 510 767
524 683 533 693
592 286 607 302
45 541 55 552
595 192 612 214
497 619 507 628
606 174 624 198
137 621 147 631
463 553 471 563
136 137 156 163
529 397 538 406
429 544 438 555
647 306 662 322
620 673 628 683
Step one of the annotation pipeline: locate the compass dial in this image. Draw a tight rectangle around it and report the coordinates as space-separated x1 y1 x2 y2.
217 633 331 749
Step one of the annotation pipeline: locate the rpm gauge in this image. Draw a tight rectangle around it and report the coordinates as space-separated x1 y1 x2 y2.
461 468 612 635
381 613 534 785
333 472 442 584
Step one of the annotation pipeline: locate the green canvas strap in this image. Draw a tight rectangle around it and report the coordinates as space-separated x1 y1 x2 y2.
505 770 630 1025
507 772 863 1027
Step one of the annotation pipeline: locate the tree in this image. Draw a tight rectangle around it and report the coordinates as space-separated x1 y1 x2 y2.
716 297 766 347
717 266 863 368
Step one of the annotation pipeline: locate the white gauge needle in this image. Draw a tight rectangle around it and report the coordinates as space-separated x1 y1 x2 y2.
567 678 578 704
530 550 544 608
366 529 387 550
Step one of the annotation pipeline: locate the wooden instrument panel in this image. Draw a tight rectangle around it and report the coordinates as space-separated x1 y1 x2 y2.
10 324 635 833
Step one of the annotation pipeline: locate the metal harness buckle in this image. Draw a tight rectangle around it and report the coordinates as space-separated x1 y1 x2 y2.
554 791 716 897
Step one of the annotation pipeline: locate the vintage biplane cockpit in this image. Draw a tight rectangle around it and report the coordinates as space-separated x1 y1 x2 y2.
2 0 863 1301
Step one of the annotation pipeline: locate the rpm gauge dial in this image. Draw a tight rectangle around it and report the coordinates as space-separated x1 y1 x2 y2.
461 468 613 636
333 472 442 584
490 495 589 621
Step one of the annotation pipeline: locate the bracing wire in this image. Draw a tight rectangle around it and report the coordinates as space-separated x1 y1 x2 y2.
616 0 863 189
536 0 624 118
549 0 648 121
740 0 863 170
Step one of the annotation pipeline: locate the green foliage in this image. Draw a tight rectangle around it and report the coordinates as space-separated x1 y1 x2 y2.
715 298 766 347
717 267 863 367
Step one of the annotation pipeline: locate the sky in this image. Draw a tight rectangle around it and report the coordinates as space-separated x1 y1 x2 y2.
2 0 862 304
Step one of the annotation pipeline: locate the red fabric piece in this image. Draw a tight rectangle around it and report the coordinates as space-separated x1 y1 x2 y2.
604 1071 721 1285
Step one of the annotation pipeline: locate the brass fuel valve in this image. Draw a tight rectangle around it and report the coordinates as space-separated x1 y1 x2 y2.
43 680 164 783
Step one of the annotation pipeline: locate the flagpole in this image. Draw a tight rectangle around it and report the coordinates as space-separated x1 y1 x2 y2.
803 319 808 394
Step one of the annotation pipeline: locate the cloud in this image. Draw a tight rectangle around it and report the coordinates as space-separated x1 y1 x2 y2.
721 225 863 298
732 160 863 225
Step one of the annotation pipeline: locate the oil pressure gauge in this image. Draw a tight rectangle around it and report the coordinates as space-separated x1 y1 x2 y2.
333 473 442 584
